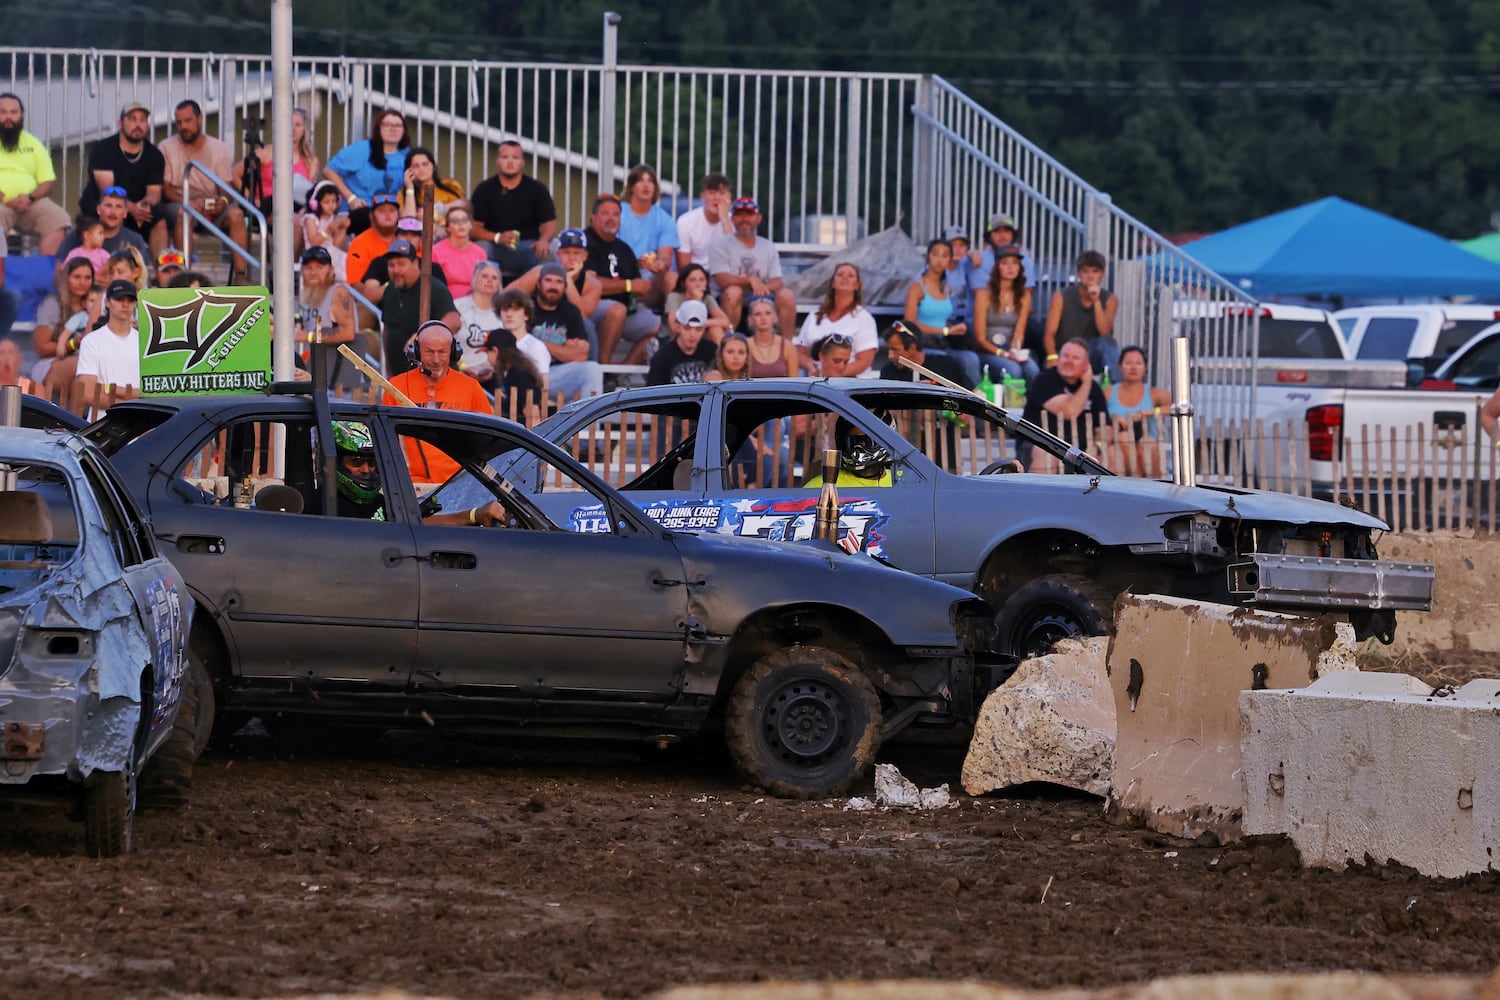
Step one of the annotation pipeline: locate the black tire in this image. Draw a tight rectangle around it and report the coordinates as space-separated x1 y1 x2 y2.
138 665 200 810
993 573 1116 659
185 651 216 762
83 764 134 858
724 647 882 799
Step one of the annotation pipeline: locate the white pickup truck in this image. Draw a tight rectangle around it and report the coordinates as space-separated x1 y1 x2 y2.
1335 304 1500 382
1188 304 1499 498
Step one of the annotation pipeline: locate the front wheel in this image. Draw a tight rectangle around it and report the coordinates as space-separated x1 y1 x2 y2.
83 765 134 858
724 647 881 799
993 573 1116 659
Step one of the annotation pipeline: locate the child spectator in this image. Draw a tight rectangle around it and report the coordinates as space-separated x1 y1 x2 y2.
663 263 731 342
704 333 751 382
63 214 111 276
432 204 488 299
649 300 717 385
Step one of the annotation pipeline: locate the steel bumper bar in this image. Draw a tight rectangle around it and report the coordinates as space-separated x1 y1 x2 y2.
1228 554 1434 612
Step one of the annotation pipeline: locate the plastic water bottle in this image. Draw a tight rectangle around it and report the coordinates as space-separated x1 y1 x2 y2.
977 368 996 404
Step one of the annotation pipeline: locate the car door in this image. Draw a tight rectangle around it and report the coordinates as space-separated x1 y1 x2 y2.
147 413 419 688
392 415 692 705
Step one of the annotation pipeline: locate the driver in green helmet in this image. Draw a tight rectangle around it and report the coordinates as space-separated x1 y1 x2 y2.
333 421 507 525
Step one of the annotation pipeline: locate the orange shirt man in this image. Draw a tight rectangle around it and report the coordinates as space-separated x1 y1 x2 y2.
382 321 492 483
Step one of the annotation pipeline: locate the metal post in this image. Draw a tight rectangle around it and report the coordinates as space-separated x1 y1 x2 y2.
598 12 621 196
1084 190 1112 255
910 75 934 241
271 0 295 383
844 83 862 246
0 385 19 427
1170 335 1196 487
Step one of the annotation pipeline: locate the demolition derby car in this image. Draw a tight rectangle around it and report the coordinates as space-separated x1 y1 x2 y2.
526 378 1434 656
0 428 195 856
87 391 997 798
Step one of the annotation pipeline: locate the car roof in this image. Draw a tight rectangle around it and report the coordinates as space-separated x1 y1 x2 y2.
1334 304 1500 320
0 425 90 465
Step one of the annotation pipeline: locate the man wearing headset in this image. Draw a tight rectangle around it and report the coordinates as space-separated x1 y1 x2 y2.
381 319 492 484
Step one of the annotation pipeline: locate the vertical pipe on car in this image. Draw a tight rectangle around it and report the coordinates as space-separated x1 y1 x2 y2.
1170 336 1196 487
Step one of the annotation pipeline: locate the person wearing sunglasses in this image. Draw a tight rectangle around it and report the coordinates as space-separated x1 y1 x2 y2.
55 185 150 263
79 101 164 237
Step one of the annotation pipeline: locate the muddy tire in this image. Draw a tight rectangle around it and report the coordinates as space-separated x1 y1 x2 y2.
83 764 134 858
993 573 1116 659
138 666 201 810
724 647 881 799
185 651 216 761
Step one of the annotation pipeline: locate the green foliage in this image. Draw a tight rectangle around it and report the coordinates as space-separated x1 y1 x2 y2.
3 0 1497 236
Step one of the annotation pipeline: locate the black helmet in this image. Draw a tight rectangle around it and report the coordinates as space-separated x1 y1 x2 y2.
835 417 892 479
332 421 380 504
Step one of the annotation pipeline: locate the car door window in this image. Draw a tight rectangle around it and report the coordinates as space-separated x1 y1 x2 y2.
551 401 701 491
171 416 359 519
0 464 80 570
1355 318 1419 360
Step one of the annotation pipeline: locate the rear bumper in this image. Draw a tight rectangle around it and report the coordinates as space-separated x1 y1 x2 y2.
1228 554 1434 612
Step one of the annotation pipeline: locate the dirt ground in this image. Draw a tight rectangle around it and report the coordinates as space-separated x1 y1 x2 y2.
1 731 1497 1000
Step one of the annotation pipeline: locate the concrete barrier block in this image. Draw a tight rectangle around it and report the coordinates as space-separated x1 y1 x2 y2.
1107 594 1345 843
1242 678 1500 877
1307 672 1433 697
962 636 1113 798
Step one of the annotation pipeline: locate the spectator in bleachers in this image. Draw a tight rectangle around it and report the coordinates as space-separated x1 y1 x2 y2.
105 248 148 291
663 263 730 343
530 262 603 401
880 320 973 389
1043 249 1119 379
469 140 557 280
345 192 400 285
617 163 679 306
302 181 349 269
454 260 505 384
704 333 750 382
379 238 459 376
383 321 493 483
62 214 111 276
812 333 854 377
794 262 877 377
942 225 973 324
79 102 163 241
231 106 320 221
745 296 800 377
0 93 71 256
676 172 732 269
964 214 1037 323
710 196 797 338
42 280 104 398
496 287 552 397
649 300 717 385
57 187 149 261
32 257 97 382
399 147 464 228
324 109 411 236
295 245 356 351
553 228 604 324
1106 345 1172 478
0 339 36 394
73 279 142 415
904 238 980 386
972 243 1039 384
584 194 660 365
1020 337 1108 472
154 247 186 286
432 203 487 300
154 100 250 280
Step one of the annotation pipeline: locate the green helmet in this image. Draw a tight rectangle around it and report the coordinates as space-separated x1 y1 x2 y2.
332 421 380 504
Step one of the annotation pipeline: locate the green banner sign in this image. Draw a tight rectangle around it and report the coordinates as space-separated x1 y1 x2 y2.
138 285 272 395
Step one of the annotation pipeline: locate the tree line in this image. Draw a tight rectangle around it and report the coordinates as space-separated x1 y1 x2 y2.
6 0 1497 238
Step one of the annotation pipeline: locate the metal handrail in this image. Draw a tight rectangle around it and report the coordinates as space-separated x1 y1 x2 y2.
179 161 268 279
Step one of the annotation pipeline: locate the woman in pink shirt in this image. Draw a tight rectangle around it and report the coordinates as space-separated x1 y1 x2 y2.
432 203 488 299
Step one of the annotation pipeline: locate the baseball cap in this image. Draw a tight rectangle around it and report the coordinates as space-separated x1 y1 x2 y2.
105 279 138 301
484 328 518 352
372 192 400 207
538 262 568 281
942 225 968 243
157 248 186 269
985 213 1018 235
731 197 760 214
385 238 418 259
675 300 708 327
994 242 1024 260
120 101 150 119
300 245 333 265
556 228 588 250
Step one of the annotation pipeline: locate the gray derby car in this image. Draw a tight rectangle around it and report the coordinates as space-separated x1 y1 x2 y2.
0 428 196 857
87 391 997 798
524 378 1433 656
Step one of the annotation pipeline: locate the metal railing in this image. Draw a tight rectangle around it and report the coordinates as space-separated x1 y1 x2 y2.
180 161 267 278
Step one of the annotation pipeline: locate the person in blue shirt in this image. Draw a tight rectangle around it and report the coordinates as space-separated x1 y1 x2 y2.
964 213 1038 327
616 163 680 308
323 109 411 236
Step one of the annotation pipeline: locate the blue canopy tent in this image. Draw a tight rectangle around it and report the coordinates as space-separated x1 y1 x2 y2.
1178 197 1500 299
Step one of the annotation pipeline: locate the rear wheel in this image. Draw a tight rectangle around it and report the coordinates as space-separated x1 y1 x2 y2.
83 763 134 858
137 663 200 810
993 573 1116 659
724 647 881 799
185 651 216 761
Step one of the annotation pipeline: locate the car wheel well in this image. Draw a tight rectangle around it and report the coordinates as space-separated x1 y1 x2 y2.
189 611 230 689
976 529 1104 606
712 604 894 710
